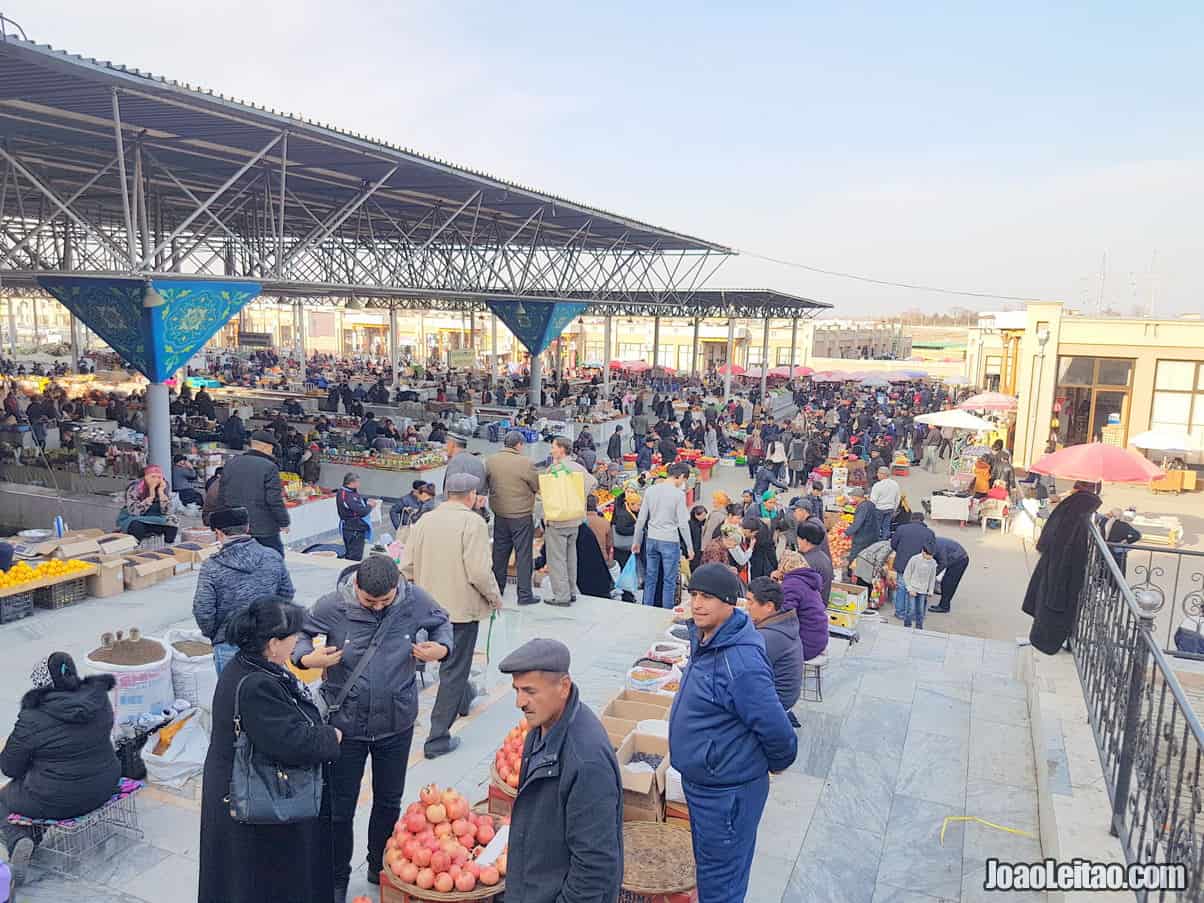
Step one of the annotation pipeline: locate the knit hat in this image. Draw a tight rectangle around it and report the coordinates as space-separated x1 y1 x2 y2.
686 563 744 605
30 652 77 691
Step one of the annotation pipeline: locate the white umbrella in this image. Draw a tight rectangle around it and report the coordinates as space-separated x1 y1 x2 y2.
942 375 970 386
1129 429 1197 452
913 409 996 431
860 376 891 388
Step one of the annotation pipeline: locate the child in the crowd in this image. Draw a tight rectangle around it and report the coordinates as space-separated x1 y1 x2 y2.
901 542 938 629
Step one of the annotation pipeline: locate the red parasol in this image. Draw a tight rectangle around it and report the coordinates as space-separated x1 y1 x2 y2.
1029 443 1164 483
716 363 746 376
769 365 813 378
621 361 650 373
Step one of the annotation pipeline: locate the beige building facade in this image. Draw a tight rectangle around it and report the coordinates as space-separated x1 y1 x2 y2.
968 305 1204 467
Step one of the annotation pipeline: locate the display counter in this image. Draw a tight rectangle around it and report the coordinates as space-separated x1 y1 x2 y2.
285 493 383 544
317 461 447 498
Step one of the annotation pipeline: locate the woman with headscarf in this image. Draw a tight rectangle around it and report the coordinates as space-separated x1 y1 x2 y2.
704 422 719 458
702 491 730 543
116 464 178 543
611 484 642 602
701 523 752 581
1 653 121 887
688 504 708 575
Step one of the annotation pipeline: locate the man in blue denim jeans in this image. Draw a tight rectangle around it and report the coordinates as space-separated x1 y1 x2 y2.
632 463 694 608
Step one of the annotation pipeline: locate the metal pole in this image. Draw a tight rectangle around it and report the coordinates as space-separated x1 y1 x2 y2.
760 318 770 403
723 316 734 402
31 298 38 346
6 298 15 355
603 315 612 395
110 89 136 268
491 314 498 377
652 316 661 371
69 314 80 372
529 350 542 407
389 304 400 386
145 382 172 486
276 132 287 278
789 318 798 374
690 316 700 380
1112 615 1153 836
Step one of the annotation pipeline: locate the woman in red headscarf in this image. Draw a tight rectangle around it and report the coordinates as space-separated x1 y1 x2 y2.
116 464 178 543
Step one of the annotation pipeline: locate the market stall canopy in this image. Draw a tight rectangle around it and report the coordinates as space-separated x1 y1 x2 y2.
716 364 746 376
744 366 766 379
860 376 891 388
1029 443 1164 483
913 409 996 431
621 361 650 373
1128 429 1198 452
942 376 971 386
769 365 813 378
958 392 1019 412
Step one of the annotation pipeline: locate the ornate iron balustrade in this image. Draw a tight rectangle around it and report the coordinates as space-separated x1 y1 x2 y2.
1116 543 1204 658
1074 522 1204 900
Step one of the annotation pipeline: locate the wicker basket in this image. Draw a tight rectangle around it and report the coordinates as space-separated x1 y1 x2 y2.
621 821 696 896
34 577 87 610
380 869 504 901
0 592 34 623
489 763 517 799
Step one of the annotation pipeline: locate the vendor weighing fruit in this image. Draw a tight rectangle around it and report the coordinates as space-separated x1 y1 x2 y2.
499 638 623 903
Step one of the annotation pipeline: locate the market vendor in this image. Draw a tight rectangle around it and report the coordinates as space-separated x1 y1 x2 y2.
116 465 178 544
336 473 376 561
171 454 204 508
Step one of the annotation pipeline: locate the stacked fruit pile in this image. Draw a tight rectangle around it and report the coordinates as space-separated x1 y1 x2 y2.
828 521 852 569
0 559 91 593
383 784 506 893
492 720 530 790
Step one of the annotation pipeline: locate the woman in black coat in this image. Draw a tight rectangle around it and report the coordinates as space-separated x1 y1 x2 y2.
199 597 342 903
0 652 120 886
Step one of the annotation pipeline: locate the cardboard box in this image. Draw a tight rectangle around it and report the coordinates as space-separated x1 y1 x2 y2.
53 531 103 560
665 799 691 830
829 581 869 613
611 689 673 711
172 542 219 569
486 781 514 818
616 733 669 822
121 552 179 591
602 696 671 750
78 554 125 598
97 533 139 556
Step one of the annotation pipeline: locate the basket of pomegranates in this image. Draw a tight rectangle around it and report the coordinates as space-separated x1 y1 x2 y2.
381 784 507 901
489 719 530 798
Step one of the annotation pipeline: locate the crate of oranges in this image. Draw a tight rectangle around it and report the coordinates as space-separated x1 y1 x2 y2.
0 559 96 599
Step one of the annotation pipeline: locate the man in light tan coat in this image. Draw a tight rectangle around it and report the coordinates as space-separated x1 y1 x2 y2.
486 430 542 606
402 472 502 758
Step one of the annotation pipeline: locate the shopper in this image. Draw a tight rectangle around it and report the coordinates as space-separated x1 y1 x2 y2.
486 431 541 606
632 463 694 608
606 424 624 462
869 465 901 540
0 653 121 889
741 515 778 580
171 454 204 508
890 513 936 620
777 551 829 665
293 554 452 901
193 506 296 674
336 473 376 561
669 564 798 902
746 576 803 722
401 473 502 759
929 536 969 613
500 638 623 903
542 437 597 608
442 433 487 499
389 479 436 534
585 495 614 566
218 430 290 555
795 519 834 604
901 543 939 630
199 598 342 903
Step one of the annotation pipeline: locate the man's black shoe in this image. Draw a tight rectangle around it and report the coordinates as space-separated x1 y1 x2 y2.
424 736 462 759
928 605 951 613
517 598 540 606
367 870 380 885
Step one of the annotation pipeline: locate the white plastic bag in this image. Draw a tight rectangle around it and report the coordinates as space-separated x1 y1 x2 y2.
626 662 681 694
142 709 209 789
163 628 218 711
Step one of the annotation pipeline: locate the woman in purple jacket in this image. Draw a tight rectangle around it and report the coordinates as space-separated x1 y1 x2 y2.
776 551 829 661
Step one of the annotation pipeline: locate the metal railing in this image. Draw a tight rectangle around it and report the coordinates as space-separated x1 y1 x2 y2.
1118 543 1204 657
1074 521 1204 900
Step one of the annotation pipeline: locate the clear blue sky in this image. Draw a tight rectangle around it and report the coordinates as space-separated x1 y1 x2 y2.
18 1 1204 315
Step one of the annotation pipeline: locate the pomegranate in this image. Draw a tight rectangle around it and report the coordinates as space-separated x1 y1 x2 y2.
399 862 418 884
451 817 470 836
404 812 426 834
434 872 455 893
412 847 432 868
451 846 469 866
415 867 436 890
405 802 425 818
434 821 453 838
458 833 476 850
426 803 447 824
477 823 495 844
464 861 482 878
419 784 441 805
430 850 450 874
480 865 501 886
441 788 460 807
496 852 507 876
455 871 478 892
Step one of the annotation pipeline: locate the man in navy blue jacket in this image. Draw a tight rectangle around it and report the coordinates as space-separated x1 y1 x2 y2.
669 563 798 902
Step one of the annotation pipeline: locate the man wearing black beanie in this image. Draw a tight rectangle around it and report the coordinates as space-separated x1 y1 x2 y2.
668 563 798 901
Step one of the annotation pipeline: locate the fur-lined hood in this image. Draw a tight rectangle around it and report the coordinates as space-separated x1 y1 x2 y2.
20 673 115 720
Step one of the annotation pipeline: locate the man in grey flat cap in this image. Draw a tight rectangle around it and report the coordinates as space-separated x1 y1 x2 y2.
442 433 487 513
402 472 502 758
500 639 623 903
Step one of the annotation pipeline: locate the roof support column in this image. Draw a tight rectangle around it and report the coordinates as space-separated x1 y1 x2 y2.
69 313 80 373
652 316 661 371
602 315 612 396
529 351 542 408
389 303 400 386
6 298 15 355
760 318 770 405
110 89 136 269
491 314 498 377
294 300 306 366
690 316 700 381
723 316 734 402
789 317 798 375
145 381 172 491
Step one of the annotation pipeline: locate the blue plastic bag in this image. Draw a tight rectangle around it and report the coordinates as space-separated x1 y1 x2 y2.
617 555 640 594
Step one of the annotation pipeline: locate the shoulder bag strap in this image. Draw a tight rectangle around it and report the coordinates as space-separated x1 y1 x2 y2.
326 606 392 716
233 674 254 737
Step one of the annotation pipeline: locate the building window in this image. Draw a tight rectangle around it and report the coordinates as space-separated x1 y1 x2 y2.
619 343 643 360
1054 356 1134 447
1151 360 1204 448
748 347 763 366
775 347 793 365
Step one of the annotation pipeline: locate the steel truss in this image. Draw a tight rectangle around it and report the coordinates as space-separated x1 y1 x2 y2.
0 84 726 306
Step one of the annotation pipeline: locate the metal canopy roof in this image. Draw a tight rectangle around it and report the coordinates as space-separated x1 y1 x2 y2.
0 37 725 254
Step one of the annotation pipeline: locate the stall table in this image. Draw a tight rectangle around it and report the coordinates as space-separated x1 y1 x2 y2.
928 493 973 526
284 494 382 544
317 461 447 498
1130 514 1183 547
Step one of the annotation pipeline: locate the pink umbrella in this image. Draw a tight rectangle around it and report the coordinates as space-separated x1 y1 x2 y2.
1029 443 1164 483
958 391 1018 412
717 363 746 376
745 366 766 379
769 365 813 378
607 360 624 370
652 364 676 374
621 360 650 373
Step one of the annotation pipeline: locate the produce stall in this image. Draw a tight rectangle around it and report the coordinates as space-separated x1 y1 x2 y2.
317 460 447 498
283 493 383 544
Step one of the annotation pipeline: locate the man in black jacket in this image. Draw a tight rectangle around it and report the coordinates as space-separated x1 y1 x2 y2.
336 473 376 561
218 430 290 555
890 512 937 620
500 638 623 903
605 424 624 462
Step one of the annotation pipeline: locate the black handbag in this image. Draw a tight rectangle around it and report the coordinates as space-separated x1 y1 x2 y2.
227 674 323 825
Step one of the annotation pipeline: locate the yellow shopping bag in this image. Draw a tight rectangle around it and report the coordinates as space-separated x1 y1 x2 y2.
539 467 586 522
